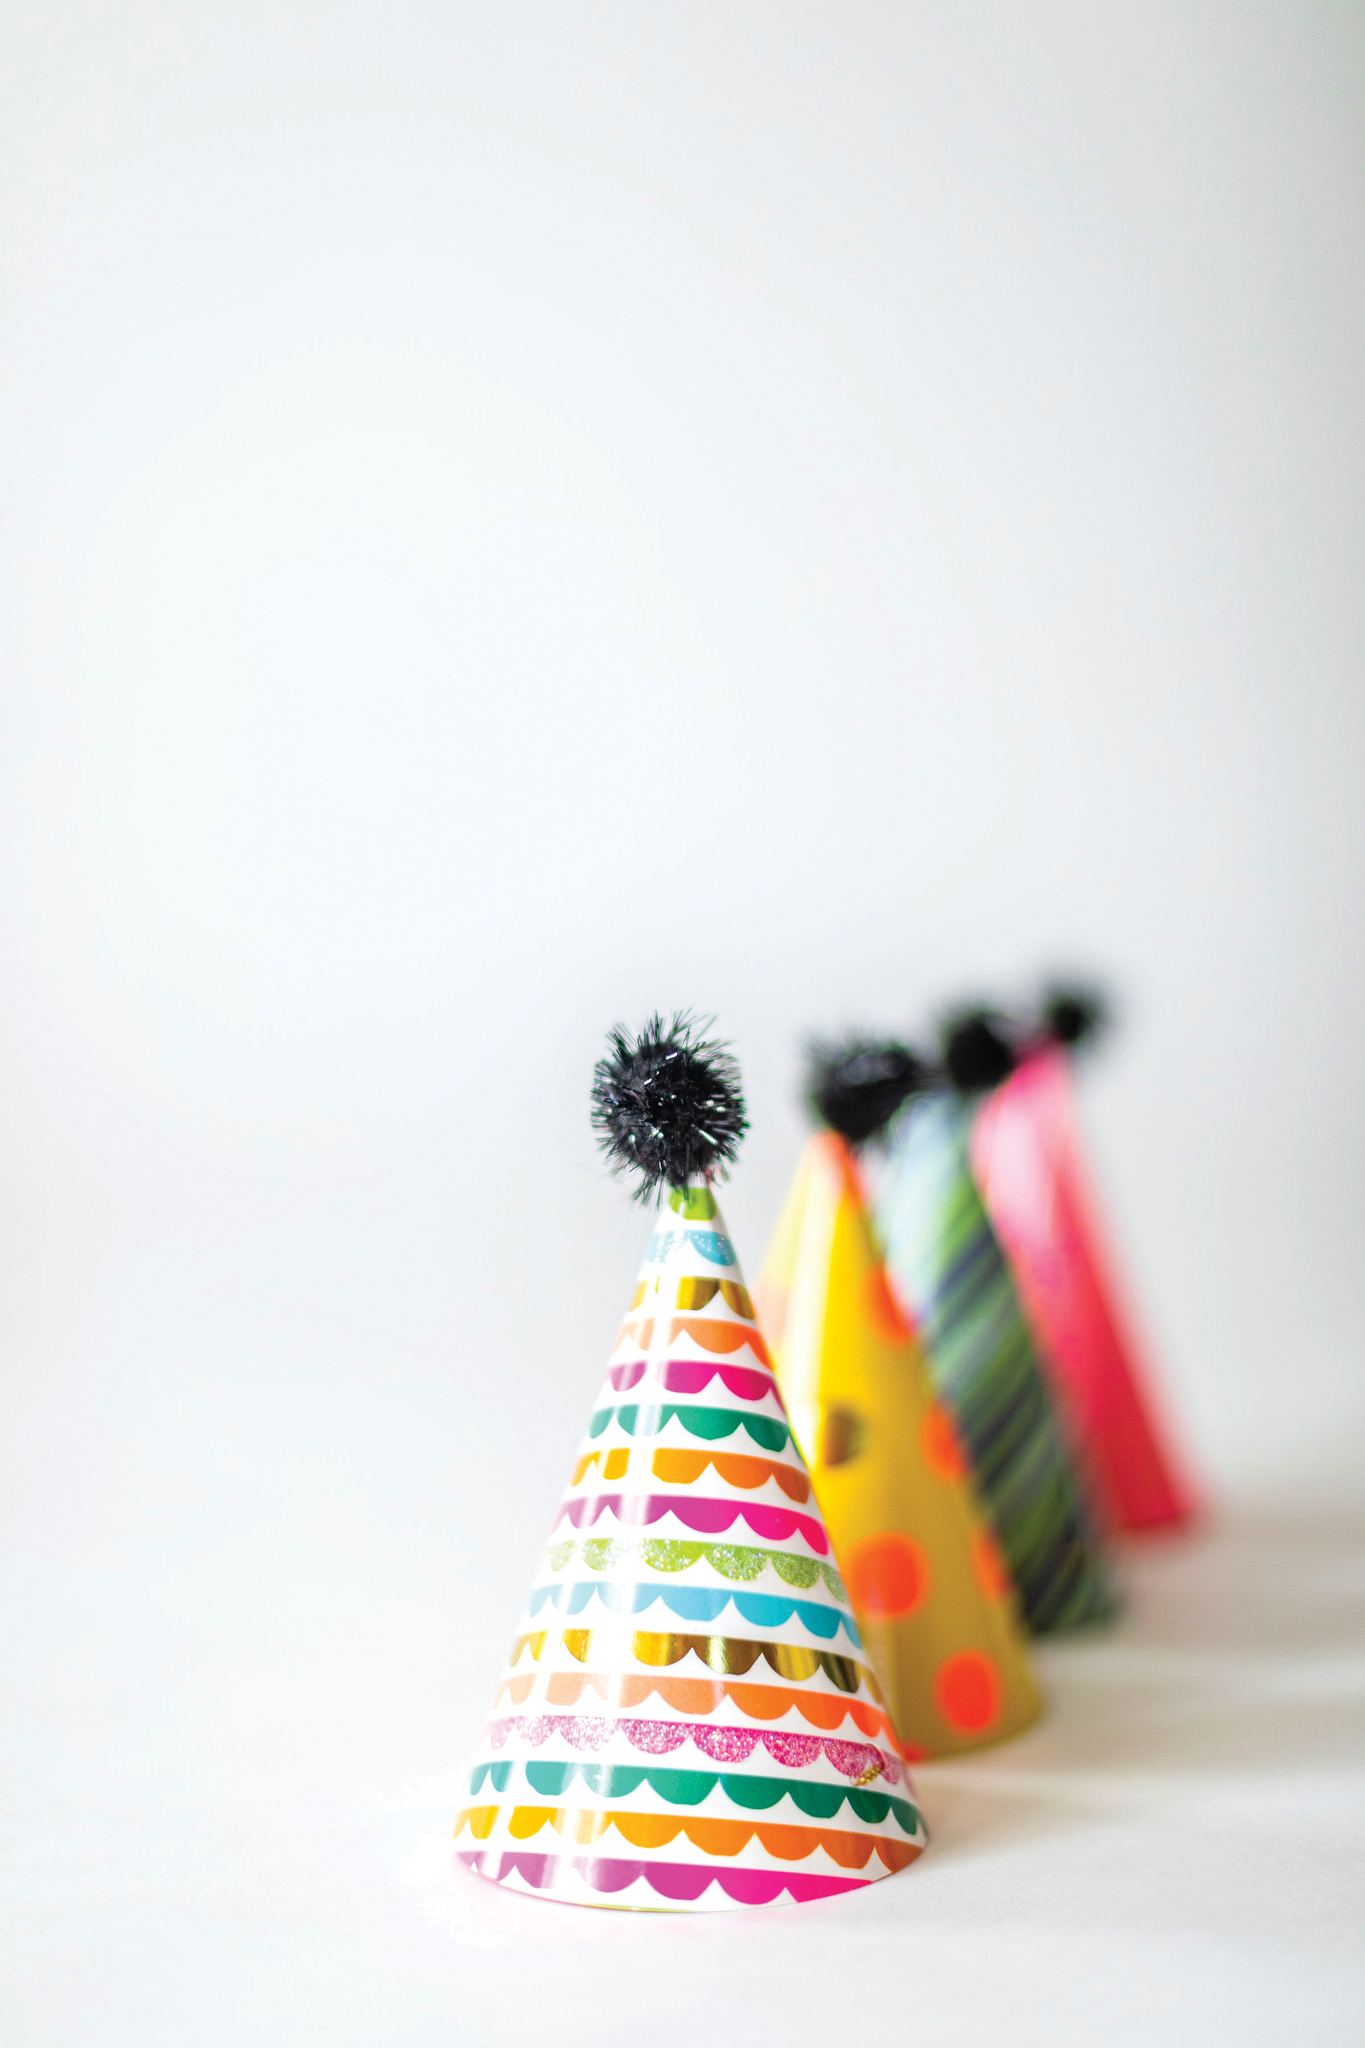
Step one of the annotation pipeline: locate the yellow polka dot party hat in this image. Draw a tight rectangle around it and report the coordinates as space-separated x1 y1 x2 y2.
454 1015 926 1911
754 1042 1042 1759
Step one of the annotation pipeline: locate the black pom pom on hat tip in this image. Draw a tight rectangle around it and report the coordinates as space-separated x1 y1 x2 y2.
1040 982 1109 1050
939 1009 1019 1094
805 1036 932 1146
591 1011 748 1205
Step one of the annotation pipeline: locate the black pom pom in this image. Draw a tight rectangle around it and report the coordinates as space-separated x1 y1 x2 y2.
941 1010 1017 1093
806 1037 930 1145
591 1011 748 1204
1041 984 1108 1049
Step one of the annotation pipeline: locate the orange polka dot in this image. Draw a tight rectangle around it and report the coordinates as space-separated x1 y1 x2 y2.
844 1532 931 1621
864 1266 911 1343
971 1528 1013 1602
921 1404 968 1482
934 1650 1003 1734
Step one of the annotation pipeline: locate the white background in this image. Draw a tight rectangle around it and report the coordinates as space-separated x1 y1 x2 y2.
1 5 1363 2042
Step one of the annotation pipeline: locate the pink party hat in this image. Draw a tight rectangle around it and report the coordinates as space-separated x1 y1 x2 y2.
455 1015 925 1911
970 992 1198 1533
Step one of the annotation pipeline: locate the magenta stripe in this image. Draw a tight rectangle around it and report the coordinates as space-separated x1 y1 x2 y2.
656 1360 779 1402
457 1846 868 1905
551 1492 829 1554
605 1358 781 1403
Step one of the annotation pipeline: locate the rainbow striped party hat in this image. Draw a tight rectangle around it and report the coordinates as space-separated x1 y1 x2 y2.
875 1017 1118 1634
455 1015 925 1911
756 1113 1042 1759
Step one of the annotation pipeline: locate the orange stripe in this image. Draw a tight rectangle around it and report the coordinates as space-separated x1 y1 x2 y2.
651 1448 808 1502
613 1315 773 1366
463 1806 920 1871
570 1447 631 1485
456 1805 499 1839
668 1316 772 1364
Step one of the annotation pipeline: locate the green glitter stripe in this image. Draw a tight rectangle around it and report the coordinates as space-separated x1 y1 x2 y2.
540 1534 847 1604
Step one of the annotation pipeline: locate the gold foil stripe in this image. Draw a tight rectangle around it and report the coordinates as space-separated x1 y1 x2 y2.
506 1626 878 1697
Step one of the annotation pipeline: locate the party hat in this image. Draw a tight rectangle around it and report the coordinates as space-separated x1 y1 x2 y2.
455 1015 925 1912
874 1018 1119 1634
971 990 1197 1532
755 1051 1042 1757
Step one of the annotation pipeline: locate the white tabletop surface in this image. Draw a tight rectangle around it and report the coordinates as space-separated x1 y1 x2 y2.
5 1437 1363 2048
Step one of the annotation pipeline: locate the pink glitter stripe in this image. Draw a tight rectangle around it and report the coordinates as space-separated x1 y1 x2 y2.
481 1712 900 1783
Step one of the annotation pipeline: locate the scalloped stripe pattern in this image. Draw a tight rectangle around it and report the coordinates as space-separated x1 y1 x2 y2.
455 1182 927 1911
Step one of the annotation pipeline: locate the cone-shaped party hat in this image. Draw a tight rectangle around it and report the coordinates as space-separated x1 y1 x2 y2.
755 1054 1042 1757
867 1019 1119 1634
971 990 1198 1533
455 1015 925 1911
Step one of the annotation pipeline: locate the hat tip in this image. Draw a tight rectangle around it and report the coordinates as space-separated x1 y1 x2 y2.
590 1010 748 1204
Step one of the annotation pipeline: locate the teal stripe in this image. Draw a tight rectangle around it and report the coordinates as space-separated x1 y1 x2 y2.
515 1759 921 1830
587 1403 790 1453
